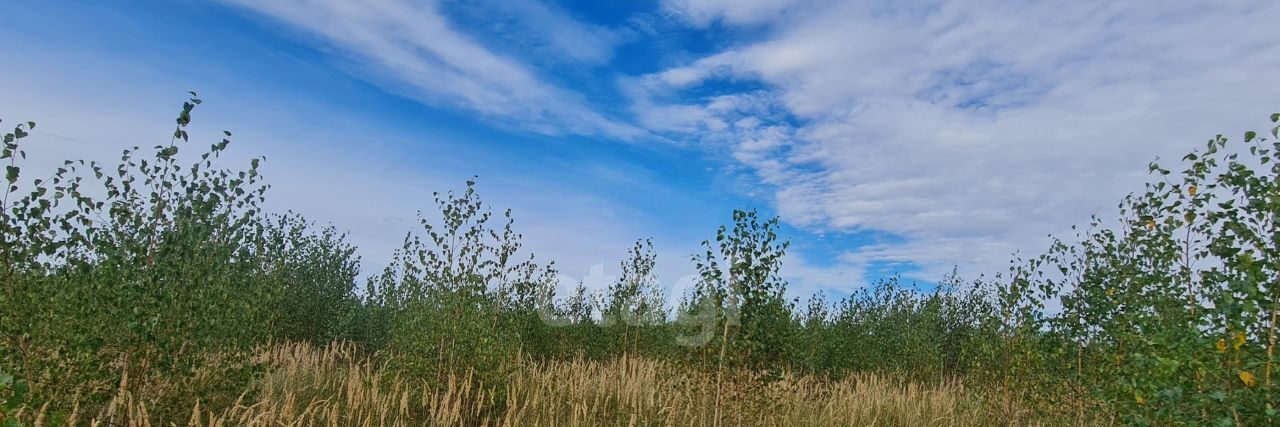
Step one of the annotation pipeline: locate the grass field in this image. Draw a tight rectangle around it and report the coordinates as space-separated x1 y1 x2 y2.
19 342 1052 427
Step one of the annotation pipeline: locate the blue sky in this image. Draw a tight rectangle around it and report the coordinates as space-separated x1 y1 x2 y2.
1 0 1278 300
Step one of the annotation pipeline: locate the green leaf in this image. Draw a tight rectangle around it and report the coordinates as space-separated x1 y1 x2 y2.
5 166 18 185
1272 112 1279 123
1246 131 1257 142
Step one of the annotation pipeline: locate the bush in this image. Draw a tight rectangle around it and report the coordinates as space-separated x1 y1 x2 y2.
1003 113 1280 425
0 97 362 418
362 181 558 386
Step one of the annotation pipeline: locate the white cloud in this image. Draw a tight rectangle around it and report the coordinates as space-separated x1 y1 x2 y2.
661 0 808 26
218 0 640 138
446 0 621 65
642 0 1280 283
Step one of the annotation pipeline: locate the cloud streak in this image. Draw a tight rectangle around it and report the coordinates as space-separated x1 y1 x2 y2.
661 0 809 26
445 0 621 66
218 0 640 138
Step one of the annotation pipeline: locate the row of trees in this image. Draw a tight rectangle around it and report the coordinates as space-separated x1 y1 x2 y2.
1 96 1277 425
0 97 1007 422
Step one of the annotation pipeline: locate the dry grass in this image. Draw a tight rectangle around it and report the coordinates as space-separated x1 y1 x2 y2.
19 342 1039 426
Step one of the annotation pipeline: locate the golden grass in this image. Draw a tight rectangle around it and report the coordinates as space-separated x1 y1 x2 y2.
19 342 1040 426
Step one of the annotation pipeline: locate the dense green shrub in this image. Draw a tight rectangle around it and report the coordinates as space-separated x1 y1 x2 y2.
264 214 362 343
677 209 795 375
798 275 1002 381
0 97 362 418
362 180 560 384
1003 113 1280 425
599 239 671 357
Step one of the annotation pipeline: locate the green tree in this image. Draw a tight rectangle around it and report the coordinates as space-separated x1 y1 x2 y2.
1005 112 1280 425
602 238 667 356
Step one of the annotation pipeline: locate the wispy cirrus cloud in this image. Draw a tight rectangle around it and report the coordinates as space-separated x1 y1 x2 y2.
660 0 809 26
641 0 1280 284
217 0 641 138
444 0 621 66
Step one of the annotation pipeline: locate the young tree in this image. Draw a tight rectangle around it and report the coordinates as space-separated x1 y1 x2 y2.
602 238 667 355
1006 112 1280 424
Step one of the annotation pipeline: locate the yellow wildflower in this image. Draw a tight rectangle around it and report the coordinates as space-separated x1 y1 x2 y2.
1216 338 1227 353
1239 370 1257 387
1233 331 1246 351
1135 394 1146 405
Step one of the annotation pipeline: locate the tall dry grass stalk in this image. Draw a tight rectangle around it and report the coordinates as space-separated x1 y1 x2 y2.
24 342 1037 426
